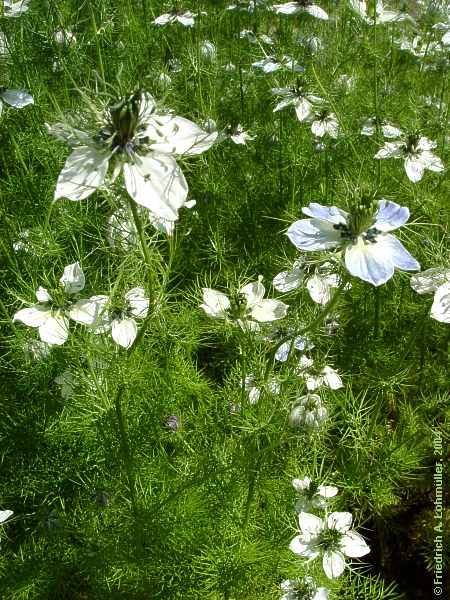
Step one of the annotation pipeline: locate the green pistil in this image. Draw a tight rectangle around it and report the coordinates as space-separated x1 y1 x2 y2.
229 293 248 320
304 397 318 412
404 133 420 155
108 90 142 151
317 527 342 552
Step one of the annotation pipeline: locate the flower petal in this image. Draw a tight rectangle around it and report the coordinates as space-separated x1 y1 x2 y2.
60 262 85 294
287 219 343 251
273 267 304 292
374 141 403 159
404 156 425 182
55 146 110 201
327 511 352 532
410 268 450 295
111 317 138 348
289 535 320 558
39 313 69 345
431 282 450 323
69 295 110 328
373 200 410 232
323 550 346 579
200 288 230 318
148 116 217 156
13 305 51 327
0 510 13 523
344 236 394 286
0 88 33 108
378 234 420 272
299 512 325 536
123 153 188 221
125 287 149 319
250 299 288 322
240 277 265 306
340 531 370 557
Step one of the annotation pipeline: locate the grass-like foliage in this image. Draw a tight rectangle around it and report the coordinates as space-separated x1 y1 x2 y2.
0 0 449 598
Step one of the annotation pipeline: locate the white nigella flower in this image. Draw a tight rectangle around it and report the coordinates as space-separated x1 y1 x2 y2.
226 0 268 13
53 29 76 45
374 134 444 183
153 10 206 27
70 287 149 349
280 576 329 600
410 267 450 324
48 90 217 229
252 55 304 73
200 276 288 331
289 511 370 579
272 86 323 122
295 355 343 391
361 118 402 138
3 0 31 17
0 510 13 523
224 123 256 145
310 111 339 139
287 199 420 286
289 393 327 430
244 374 281 404
349 0 414 25
273 1 328 20
292 477 338 513
0 88 33 116
273 260 346 305
13 262 85 345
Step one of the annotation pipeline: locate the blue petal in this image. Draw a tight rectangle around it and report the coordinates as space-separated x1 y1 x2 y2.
344 237 394 286
287 219 343 251
374 200 410 232
380 234 420 271
302 203 348 225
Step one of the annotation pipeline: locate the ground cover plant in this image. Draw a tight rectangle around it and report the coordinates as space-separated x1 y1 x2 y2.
0 0 449 598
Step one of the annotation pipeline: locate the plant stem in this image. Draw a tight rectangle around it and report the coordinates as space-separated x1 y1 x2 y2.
127 198 154 304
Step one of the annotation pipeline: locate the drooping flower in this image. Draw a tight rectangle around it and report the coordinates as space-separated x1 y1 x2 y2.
310 111 339 139
153 10 206 27
360 118 402 138
2 0 31 17
280 576 329 600
273 1 328 20
295 355 343 391
287 199 420 286
292 477 338 512
48 91 217 230
252 55 304 73
289 393 327 430
374 134 444 183
289 511 370 579
200 276 288 331
272 86 323 122
70 287 149 349
0 88 33 116
13 262 86 345
410 267 450 324
349 0 414 25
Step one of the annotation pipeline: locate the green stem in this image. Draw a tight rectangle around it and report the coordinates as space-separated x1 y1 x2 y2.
242 454 261 531
373 286 380 339
127 198 154 304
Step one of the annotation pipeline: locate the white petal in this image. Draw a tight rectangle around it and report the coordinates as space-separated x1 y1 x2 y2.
273 268 304 292
302 203 348 224
148 116 217 156
177 14 195 26
287 219 343 251
322 366 343 389
55 146 110 200
250 299 288 322
292 477 311 491
299 512 325 536
340 531 370 557
294 97 314 122
275 341 291 362
0 510 13 523
373 200 410 232
345 237 394 286
431 282 450 323
13 305 51 327
313 588 330 600
323 550 346 579
59 262 85 294
0 89 33 108
273 2 301 14
69 295 110 328
153 13 174 25
124 153 188 221
111 316 138 348
289 535 319 557
404 156 425 182
311 120 326 138
317 485 338 498
382 124 402 138
410 268 450 295
125 287 149 318
39 313 69 345
419 150 444 173
328 511 352 533
374 141 403 159
273 97 296 112
200 288 230 318
377 234 420 272
36 286 51 303
306 5 328 19
307 274 334 305
240 277 265 307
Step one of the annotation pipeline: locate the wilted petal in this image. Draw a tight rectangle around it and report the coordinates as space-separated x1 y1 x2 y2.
431 282 450 323
60 262 85 294
55 145 110 201
124 153 188 221
273 266 304 292
323 550 346 579
39 313 69 345
111 316 138 348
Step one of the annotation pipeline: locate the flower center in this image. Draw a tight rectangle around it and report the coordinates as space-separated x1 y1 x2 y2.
317 526 342 552
333 197 380 244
